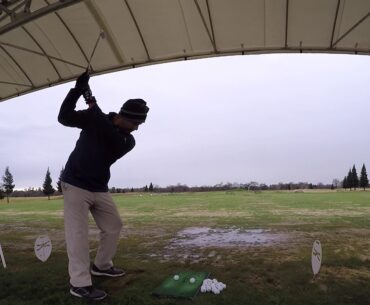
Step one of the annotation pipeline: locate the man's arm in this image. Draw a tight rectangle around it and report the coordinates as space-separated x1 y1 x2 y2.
57 88 92 128
58 71 96 128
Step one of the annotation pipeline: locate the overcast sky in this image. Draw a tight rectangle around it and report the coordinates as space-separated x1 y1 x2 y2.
1 53 370 189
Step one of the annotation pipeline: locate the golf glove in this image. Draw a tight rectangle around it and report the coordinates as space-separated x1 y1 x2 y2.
75 71 90 93
75 71 96 104
82 87 96 105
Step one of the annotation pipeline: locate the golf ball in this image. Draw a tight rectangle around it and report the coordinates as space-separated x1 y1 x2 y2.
174 275 179 280
189 277 196 283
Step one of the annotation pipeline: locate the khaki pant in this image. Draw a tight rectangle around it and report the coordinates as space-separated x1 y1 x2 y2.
61 182 123 287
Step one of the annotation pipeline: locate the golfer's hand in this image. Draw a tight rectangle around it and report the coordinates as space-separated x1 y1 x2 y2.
75 71 90 93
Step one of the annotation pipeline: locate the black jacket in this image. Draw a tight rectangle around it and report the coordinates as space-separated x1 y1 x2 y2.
58 88 135 192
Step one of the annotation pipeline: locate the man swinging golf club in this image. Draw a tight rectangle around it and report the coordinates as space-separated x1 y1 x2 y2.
58 71 149 301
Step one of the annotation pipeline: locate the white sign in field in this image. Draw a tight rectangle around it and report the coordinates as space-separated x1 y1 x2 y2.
34 235 52 262
0 243 6 268
311 240 322 276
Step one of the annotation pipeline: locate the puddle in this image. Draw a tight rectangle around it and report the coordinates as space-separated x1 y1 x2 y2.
168 227 288 248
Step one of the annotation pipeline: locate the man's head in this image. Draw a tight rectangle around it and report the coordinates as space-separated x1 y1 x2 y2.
114 99 149 133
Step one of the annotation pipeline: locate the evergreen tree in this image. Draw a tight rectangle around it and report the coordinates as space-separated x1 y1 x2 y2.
352 165 359 190
342 176 347 190
2 167 15 203
57 167 64 193
43 168 55 200
131 188 134 192
144 185 148 192
360 164 369 190
347 168 353 190
0 185 4 200
149 182 154 192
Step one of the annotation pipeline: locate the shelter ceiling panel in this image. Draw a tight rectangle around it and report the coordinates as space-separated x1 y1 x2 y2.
22 15 89 74
195 0 213 39
0 52 31 99
0 27 41 52
173 0 214 54
1 0 370 102
0 48 31 99
57 2 120 71
208 0 266 51
264 0 286 47
0 82 27 100
3 45 59 86
0 47 29 84
334 1 370 50
32 0 48 10
127 0 203 60
287 0 338 48
94 0 148 65
51 58 84 77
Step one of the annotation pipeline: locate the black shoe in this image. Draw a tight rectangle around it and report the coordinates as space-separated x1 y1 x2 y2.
70 285 107 301
91 264 126 277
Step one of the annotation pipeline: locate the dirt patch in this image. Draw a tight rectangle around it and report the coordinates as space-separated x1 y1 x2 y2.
167 227 289 248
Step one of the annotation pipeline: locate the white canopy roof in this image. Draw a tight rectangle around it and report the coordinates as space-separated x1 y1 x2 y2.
1 0 369 102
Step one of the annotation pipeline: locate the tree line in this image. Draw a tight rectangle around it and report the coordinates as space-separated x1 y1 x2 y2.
0 166 63 202
1 164 369 201
342 164 369 190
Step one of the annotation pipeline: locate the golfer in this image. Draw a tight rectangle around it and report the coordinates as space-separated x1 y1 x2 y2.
58 71 149 301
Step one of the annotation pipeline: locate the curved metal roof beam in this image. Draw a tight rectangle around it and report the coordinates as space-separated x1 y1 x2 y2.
0 0 83 35
178 0 193 52
205 0 217 52
0 0 27 23
285 0 289 48
194 0 217 53
330 0 341 48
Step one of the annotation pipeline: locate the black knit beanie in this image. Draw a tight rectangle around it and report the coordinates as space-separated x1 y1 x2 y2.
119 99 149 123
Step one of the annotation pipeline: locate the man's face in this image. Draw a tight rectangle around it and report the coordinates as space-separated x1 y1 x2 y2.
115 115 141 134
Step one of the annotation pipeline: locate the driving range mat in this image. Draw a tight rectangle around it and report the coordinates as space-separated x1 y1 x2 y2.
152 271 210 299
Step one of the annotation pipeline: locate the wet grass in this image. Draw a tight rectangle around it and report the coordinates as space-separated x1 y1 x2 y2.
0 190 370 304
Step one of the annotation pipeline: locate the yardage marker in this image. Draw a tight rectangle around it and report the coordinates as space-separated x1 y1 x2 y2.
34 235 52 262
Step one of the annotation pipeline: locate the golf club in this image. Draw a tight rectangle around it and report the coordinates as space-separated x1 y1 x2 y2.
87 30 106 72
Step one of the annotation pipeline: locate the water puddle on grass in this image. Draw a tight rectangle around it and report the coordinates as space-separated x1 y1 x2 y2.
168 227 287 248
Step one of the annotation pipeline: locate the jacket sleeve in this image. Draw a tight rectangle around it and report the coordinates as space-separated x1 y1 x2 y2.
58 88 92 129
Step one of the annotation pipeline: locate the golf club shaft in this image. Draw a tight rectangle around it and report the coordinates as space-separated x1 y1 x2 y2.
87 31 105 72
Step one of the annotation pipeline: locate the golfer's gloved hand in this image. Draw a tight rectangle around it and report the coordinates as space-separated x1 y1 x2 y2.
75 71 90 93
83 88 96 105
75 71 96 105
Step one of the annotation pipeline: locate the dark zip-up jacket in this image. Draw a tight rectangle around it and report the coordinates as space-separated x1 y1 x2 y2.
58 88 135 192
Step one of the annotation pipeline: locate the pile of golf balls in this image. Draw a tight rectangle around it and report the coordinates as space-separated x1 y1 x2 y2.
200 278 226 294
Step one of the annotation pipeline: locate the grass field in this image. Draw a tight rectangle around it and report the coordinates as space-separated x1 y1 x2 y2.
0 190 369 305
